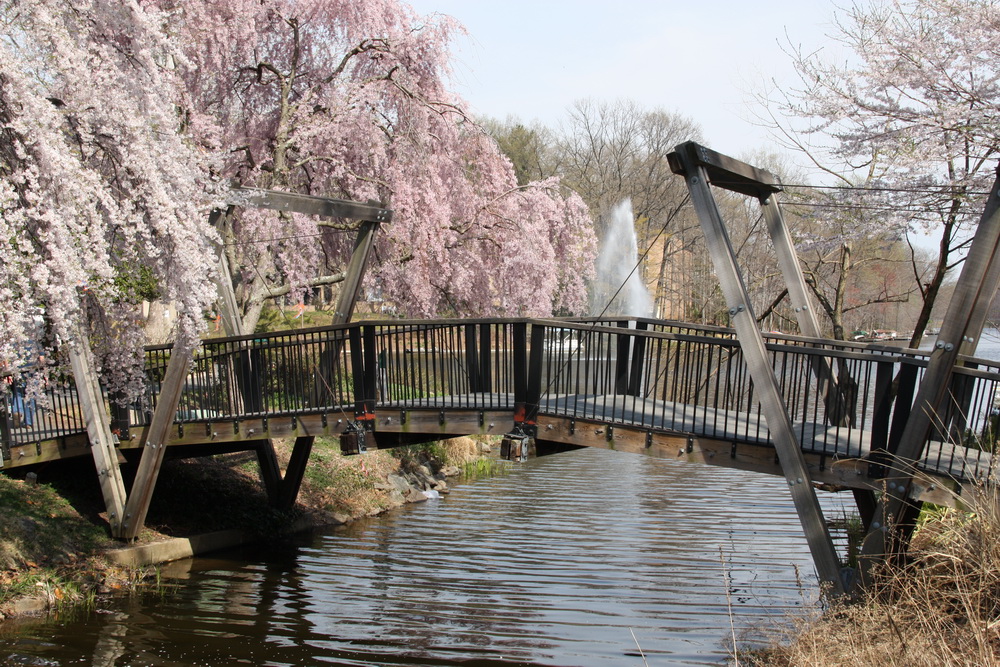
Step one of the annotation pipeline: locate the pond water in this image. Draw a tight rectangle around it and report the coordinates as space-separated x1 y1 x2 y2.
1 447 852 666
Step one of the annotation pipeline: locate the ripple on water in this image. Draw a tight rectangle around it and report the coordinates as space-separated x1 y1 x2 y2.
1 447 849 666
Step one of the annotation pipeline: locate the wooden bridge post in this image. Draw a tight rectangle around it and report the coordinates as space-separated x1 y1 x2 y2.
869 360 895 460
614 320 631 395
119 340 195 540
670 142 846 594
858 167 1000 587
526 323 546 429
68 327 128 535
359 324 377 422
503 322 543 460
464 324 482 393
209 207 244 339
613 320 649 397
863 359 897 489
627 321 649 397
512 322 528 426
760 198 853 426
479 324 493 392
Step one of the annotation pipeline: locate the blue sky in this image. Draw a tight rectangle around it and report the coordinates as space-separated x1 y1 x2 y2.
406 0 843 162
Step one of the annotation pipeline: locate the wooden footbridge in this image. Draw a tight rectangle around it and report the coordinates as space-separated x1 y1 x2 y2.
3 143 1000 597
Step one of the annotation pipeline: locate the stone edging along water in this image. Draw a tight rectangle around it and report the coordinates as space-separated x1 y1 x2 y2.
108 458 459 569
105 519 316 569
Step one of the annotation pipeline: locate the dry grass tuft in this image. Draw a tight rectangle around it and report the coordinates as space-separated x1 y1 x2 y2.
743 485 1000 666
438 436 482 464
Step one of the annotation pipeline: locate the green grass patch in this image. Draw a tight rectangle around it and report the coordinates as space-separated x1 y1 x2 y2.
253 307 335 333
390 443 446 465
459 458 510 478
0 474 111 572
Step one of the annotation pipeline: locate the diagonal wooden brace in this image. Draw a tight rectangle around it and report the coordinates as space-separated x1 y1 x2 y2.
118 340 194 540
670 142 846 594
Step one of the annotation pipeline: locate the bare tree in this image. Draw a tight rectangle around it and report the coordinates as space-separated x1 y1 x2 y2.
759 0 1000 346
553 100 704 317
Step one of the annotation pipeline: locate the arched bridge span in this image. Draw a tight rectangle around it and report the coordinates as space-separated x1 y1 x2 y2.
4 317 995 503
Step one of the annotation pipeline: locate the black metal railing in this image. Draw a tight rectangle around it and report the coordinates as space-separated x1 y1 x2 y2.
1 368 86 455
2 317 998 483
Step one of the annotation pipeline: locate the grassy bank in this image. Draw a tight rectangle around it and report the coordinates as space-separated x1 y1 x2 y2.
741 487 1000 666
0 436 496 619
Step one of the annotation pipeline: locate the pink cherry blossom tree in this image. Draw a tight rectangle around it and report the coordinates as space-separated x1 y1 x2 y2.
0 0 223 395
3 0 595 399
161 0 596 328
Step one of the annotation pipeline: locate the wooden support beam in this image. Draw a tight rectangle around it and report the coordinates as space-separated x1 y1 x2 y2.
623 321 649 397
308 218 381 407
119 341 194 540
670 142 853 425
209 207 244 339
526 323 546 428
512 322 528 425
331 219 381 324
232 188 392 224
215 192 388 509
857 167 1000 586
614 321 632 395
478 324 493 392
536 415 965 506
210 207 284 503
276 435 315 510
464 324 481 393
672 142 845 594
667 141 782 199
286 215 383 507
68 331 127 534
760 196 852 426
254 439 283 502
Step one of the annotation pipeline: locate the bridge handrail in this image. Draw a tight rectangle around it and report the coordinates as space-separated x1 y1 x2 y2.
3 317 997 485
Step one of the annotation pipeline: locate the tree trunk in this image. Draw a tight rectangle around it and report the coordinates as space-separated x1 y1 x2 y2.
908 209 958 348
831 243 851 341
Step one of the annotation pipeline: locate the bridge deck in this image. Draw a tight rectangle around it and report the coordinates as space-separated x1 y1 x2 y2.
6 387 983 512
2 318 997 513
